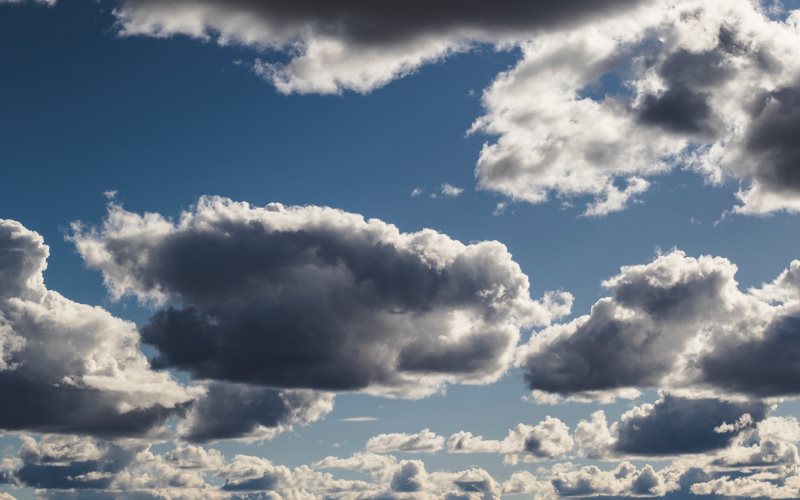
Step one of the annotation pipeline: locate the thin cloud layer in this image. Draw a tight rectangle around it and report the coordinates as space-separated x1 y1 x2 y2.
71 196 571 398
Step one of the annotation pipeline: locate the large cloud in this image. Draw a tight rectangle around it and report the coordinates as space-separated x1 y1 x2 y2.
473 0 800 215
0 219 195 438
113 0 645 94
516 249 800 401
71 196 570 398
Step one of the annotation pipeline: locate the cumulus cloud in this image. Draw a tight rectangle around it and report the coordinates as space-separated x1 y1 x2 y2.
447 416 573 463
441 183 465 198
551 461 677 497
178 382 333 443
473 0 800 215
516 249 800 401
71 196 571 398
366 429 445 454
113 0 645 95
572 395 768 458
0 219 196 438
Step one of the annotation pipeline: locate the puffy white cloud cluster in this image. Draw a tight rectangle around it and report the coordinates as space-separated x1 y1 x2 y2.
366 428 445 454
447 416 574 463
474 0 800 215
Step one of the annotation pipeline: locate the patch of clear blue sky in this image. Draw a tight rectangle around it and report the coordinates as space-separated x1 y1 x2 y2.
2 0 800 493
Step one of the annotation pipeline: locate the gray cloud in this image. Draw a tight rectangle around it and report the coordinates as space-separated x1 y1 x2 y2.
742 84 800 195
0 220 195 438
180 382 333 443
613 395 768 456
518 251 741 398
697 312 800 397
71 197 569 398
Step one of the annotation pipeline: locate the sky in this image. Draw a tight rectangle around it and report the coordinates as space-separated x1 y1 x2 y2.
2 0 800 498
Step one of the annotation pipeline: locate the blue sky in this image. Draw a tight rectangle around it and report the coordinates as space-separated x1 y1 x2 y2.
3 1 800 499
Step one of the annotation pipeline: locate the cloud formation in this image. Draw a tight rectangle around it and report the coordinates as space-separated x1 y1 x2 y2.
366 429 445 454
518 249 800 401
71 196 570 398
0 219 195 438
473 0 800 215
113 0 645 94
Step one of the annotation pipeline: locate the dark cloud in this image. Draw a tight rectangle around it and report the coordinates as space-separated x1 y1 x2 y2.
118 0 645 45
390 461 424 493
614 395 767 456
520 251 735 397
181 382 332 442
73 198 565 397
638 85 714 134
698 312 800 397
0 220 194 438
744 84 800 193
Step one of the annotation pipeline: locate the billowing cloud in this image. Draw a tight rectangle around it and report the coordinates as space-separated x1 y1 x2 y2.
113 0 646 94
71 196 570 398
0 219 196 438
366 429 445 454
612 395 768 456
179 382 334 443
517 249 800 401
447 416 573 463
473 0 800 215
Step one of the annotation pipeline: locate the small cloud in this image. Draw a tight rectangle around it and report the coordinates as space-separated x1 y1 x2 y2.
493 202 508 216
102 190 117 200
340 417 379 423
441 183 464 198
410 187 424 197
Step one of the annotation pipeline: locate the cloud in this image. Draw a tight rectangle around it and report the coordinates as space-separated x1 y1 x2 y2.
178 382 334 443
366 429 445 454
71 196 571 398
113 0 646 94
551 462 676 497
517 250 756 399
447 416 573 463
516 249 800 401
0 219 196 438
473 1 800 215
611 395 768 456
441 183 465 198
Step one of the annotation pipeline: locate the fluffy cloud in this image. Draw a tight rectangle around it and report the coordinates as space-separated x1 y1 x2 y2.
473 0 800 215
517 249 800 401
366 429 445 454
551 461 677 497
0 219 196 438
447 416 573 463
178 382 333 443
113 0 645 94
71 196 570 398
